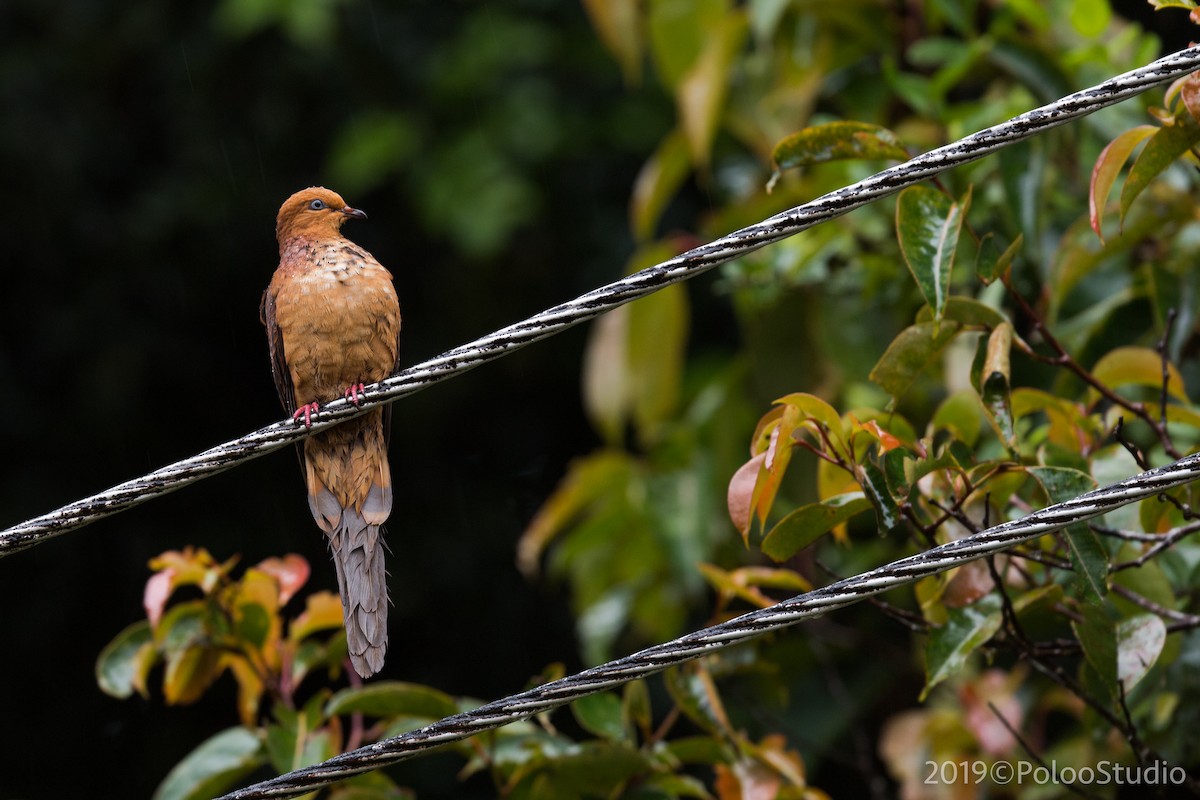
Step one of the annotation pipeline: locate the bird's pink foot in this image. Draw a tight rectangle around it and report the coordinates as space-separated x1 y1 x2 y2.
344 382 367 407
292 402 320 429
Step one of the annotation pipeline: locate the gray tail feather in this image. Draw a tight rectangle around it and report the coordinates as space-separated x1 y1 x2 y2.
314 486 390 678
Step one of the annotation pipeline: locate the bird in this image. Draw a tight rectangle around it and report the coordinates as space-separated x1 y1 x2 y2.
261 186 401 678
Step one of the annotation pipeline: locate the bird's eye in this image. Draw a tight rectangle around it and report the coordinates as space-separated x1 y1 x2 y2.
308 198 326 210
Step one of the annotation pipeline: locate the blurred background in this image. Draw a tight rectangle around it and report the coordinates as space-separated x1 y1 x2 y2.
0 0 1188 797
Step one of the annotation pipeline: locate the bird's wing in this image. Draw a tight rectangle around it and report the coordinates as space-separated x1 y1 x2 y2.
260 285 297 416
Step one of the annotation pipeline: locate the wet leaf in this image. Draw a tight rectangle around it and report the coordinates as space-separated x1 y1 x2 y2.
923 594 1002 700
1118 614 1166 692
768 121 907 190
1028 467 1106 600
896 185 971 330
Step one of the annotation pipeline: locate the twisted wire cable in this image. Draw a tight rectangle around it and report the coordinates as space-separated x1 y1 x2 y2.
219 452 1200 799
2 45 1198 556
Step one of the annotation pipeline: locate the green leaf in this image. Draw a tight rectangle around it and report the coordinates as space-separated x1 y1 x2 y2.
858 462 904 536
896 185 971 330
1120 116 1200 227
676 11 747 167
1089 125 1156 242
663 667 731 736
572 692 628 742
96 620 153 699
622 680 652 737
1072 603 1118 700
761 493 871 561
768 121 907 190
510 741 652 797
1028 467 1107 600
932 391 982 447
647 0 729 89
630 129 692 241
869 320 963 400
922 594 1003 700
152 726 265 800
582 0 643 83
1069 0 1111 36
979 323 1016 452
326 681 458 720
1087 346 1189 407
326 111 420 197
916 296 1010 329
1118 614 1167 692
975 232 1023 284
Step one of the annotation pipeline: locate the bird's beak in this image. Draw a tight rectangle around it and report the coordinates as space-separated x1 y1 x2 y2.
340 206 368 220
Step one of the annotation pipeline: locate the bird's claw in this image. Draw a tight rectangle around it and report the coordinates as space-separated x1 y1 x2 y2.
344 382 367 407
292 402 320 429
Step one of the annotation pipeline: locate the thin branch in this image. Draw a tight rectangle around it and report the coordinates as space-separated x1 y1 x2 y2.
5 45 1200 557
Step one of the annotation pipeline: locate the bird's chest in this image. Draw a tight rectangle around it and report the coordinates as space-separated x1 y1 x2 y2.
273 245 399 398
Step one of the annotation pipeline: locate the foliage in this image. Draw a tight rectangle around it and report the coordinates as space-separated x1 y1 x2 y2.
91 0 1200 797
100 548 833 798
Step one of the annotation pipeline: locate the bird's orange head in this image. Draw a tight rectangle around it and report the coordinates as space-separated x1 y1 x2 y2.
275 186 367 247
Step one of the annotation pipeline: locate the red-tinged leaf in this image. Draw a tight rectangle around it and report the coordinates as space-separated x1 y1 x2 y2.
582 0 643 84
256 554 310 605
1087 346 1189 407
752 733 808 786
144 570 175 629
761 493 871 562
96 620 153 699
630 128 691 241
1120 116 1200 227
1118 614 1166 692
1179 73 1200 126
869 320 964 400
859 419 904 453
1089 125 1156 242
152 726 265 800
715 759 780 800
768 121 908 191
727 453 766 542
896 185 971 330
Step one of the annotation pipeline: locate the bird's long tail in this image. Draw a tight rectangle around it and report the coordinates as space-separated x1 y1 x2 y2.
303 413 392 678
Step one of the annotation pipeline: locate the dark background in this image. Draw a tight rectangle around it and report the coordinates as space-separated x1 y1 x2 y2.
0 1 1186 797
